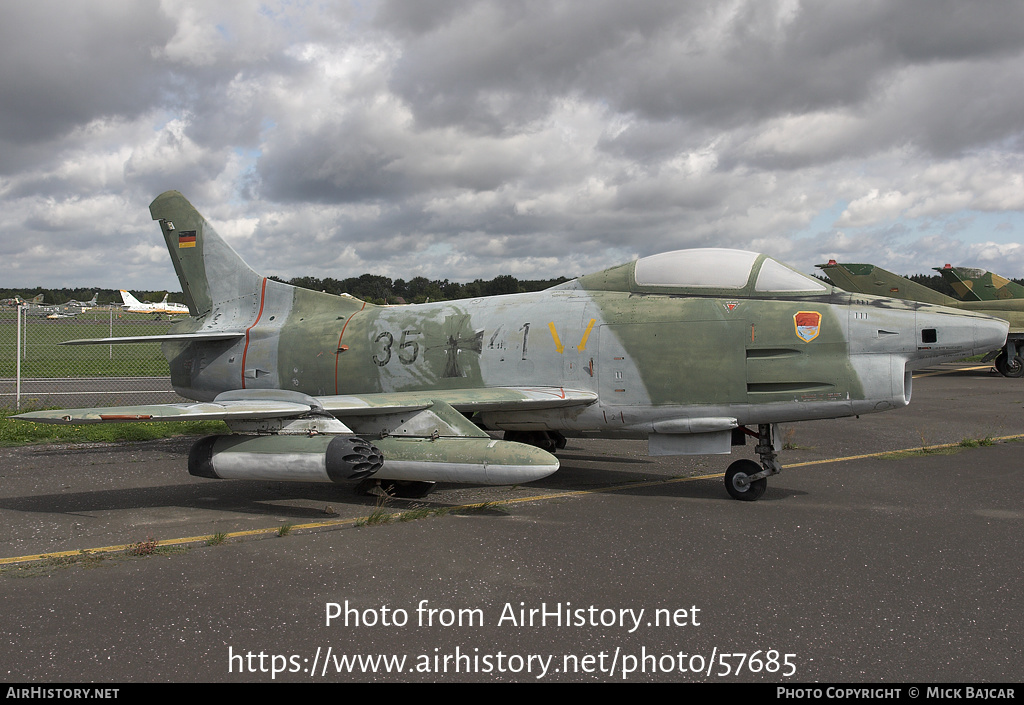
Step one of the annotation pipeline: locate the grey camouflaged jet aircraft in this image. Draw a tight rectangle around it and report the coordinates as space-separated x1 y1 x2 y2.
934 264 1024 302
15 192 1009 500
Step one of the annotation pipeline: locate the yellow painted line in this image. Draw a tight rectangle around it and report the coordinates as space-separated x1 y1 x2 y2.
781 432 1024 468
0 520 364 566
489 433 1024 498
913 365 991 378
5 434 1023 567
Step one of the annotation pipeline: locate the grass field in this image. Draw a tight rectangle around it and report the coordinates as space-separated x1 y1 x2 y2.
1 408 228 446
0 309 178 378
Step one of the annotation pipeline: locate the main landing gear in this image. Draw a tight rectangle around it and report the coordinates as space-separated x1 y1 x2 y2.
987 339 1024 378
503 430 567 453
995 348 1024 378
725 424 782 501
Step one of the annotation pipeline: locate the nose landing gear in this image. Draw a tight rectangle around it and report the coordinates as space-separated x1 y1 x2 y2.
725 424 782 501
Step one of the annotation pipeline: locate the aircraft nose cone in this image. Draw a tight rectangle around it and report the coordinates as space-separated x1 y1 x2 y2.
977 315 1011 353
912 308 1008 367
957 313 1010 356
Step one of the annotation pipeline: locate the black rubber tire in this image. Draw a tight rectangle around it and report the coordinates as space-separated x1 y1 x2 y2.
725 459 767 501
995 350 1024 378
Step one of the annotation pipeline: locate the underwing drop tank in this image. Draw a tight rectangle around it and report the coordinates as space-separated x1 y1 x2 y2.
188 434 559 485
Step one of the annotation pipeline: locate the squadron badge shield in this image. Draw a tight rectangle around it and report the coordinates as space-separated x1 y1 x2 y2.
794 311 822 342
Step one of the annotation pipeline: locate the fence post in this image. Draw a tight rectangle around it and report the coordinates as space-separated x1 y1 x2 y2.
16 303 21 411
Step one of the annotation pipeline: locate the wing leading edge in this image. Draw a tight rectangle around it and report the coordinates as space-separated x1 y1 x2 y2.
13 386 597 424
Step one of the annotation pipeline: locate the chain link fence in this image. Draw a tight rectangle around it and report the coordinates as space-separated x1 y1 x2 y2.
1 307 190 411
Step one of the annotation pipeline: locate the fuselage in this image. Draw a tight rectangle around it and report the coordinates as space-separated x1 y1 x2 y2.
163 252 1008 439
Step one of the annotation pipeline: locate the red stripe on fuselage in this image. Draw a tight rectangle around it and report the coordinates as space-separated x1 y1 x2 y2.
241 277 268 389
334 301 366 394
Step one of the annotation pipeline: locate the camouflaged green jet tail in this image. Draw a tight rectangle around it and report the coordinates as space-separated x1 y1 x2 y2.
819 261 1024 378
13 193 1009 500
935 265 1024 302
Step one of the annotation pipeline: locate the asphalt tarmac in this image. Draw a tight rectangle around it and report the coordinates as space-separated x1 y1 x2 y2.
0 363 1021 683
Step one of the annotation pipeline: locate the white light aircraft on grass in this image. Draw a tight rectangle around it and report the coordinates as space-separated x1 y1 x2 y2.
119 290 189 315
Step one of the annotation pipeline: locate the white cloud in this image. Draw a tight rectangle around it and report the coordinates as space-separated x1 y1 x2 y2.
1 0 1023 288
837 189 916 228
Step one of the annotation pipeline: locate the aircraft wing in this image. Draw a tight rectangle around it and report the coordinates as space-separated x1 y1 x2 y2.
13 398 315 424
12 387 593 486
13 386 597 425
318 386 597 415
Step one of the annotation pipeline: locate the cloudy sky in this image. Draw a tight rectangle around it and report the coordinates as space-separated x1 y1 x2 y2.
2 0 1023 291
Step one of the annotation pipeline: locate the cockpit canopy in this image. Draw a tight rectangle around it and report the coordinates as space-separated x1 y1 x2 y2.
577 248 831 297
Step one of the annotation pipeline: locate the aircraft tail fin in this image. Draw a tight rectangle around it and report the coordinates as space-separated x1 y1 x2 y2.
817 262 956 306
934 265 1024 302
149 191 262 316
120 290 143 307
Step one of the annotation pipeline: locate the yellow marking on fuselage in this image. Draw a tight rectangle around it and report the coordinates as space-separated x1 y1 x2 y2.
548 322 564 353
578 318 596 351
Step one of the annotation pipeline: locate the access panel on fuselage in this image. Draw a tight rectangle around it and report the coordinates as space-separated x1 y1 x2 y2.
743 303 856 405
599 321 748 406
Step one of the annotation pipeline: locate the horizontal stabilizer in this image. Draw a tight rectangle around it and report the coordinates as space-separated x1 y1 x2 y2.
60 332 245 345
